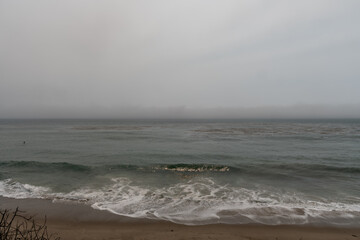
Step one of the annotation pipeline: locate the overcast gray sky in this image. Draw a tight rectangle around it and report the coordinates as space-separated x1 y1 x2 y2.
1 0 360 118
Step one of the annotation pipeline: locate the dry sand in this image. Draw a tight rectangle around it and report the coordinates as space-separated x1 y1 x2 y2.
1 197 359 240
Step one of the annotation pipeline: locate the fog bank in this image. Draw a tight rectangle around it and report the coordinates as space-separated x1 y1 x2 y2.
1 104 360 119
1 1 360 118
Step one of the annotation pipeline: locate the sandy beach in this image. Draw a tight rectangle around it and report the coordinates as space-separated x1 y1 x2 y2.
1 197 359 240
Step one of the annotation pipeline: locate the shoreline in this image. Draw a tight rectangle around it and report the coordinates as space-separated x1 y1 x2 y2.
1 197 359 240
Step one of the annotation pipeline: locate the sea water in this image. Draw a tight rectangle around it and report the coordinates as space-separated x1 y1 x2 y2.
0 119 359 225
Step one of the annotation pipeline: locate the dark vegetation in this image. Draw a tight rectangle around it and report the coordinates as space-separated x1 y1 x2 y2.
0 208 59 240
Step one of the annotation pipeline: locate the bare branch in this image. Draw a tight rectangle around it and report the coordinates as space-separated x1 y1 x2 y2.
0 208 60 240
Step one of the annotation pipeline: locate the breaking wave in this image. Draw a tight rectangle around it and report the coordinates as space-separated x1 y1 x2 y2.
0 161 232 173
2 161 360 179
1 178 359 226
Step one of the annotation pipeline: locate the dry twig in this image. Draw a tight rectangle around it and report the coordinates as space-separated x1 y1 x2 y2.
0 208 60 240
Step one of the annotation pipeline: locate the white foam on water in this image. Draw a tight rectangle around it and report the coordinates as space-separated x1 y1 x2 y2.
1 178 359 225
0 179 50 199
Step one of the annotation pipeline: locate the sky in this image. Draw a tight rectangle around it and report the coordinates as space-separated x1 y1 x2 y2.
1 0 360 118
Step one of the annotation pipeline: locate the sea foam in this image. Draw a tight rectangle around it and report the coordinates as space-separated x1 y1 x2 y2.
1 178 359 226
0 179 50 199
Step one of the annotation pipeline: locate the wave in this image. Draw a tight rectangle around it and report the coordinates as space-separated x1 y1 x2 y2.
153 164 230 172
0 161 232 174
0 161 92 172
0 178 359 226
260 163 360 174
0 179 51 199
2 161 359 177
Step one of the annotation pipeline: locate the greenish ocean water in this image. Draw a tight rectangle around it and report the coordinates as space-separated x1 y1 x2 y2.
0 119 359 225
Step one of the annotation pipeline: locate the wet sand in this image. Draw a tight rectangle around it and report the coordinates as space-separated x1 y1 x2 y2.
1 197 359 240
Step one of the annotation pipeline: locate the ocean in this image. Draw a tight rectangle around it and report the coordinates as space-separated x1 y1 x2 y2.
0 119 359 226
